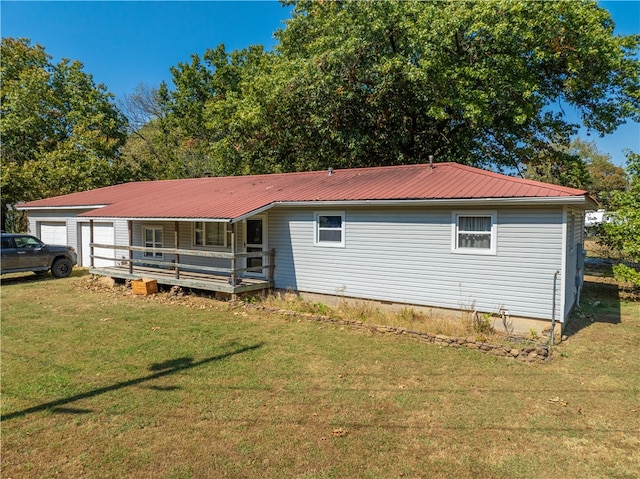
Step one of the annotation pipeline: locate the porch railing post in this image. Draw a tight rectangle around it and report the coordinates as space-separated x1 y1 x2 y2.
128 220 133 274
269 249 275 283
90 219 94 268
230 222 237 299
174 221 180 279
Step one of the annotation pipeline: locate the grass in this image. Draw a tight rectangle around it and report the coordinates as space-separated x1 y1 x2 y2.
253 290 509 341
1 269 639 478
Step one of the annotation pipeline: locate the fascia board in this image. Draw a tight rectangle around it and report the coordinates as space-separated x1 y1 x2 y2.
78 216 233 223
16 204 107 211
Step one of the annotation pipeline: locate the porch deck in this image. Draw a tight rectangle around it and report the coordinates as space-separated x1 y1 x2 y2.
89 265 273 296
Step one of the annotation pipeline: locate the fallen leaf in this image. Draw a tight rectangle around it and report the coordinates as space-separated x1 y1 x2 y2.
332 427 347 437
548 396 568 406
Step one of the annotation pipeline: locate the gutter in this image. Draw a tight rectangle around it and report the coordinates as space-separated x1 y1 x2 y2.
231 195 595 223
16 204 107 211
17 195 594 223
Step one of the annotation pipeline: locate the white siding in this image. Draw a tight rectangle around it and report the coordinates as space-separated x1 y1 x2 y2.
563 207 585 319
26 210 129 266
269 206 566 321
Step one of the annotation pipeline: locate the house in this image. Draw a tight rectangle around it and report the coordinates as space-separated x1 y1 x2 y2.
17 162 596 333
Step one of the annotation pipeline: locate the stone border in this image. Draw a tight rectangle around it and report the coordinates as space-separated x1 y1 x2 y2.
247 305 551 363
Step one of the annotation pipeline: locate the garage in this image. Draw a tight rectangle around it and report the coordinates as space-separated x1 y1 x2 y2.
39 222 67 245
80 222 116 267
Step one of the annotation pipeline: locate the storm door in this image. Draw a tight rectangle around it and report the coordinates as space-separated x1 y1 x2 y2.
245 217 265 277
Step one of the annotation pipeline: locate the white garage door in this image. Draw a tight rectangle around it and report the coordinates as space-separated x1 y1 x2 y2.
81 222 115 267
40 222 67 245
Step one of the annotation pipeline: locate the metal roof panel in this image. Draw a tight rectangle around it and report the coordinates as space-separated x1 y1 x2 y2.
18 163 591 219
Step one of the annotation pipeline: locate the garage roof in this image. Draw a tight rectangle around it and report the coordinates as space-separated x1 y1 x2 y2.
18 162 594 221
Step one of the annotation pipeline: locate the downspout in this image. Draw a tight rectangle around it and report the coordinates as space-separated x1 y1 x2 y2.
551 270 560 350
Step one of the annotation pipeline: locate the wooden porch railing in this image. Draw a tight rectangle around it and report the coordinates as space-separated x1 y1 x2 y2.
89 243 275 284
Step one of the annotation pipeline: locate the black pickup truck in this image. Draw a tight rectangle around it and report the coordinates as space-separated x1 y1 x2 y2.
1 233 77 278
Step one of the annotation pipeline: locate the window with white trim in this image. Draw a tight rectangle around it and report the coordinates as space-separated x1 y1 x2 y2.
314 212 345 247
194 221 227 248
144 227 163 258
452 211 497 254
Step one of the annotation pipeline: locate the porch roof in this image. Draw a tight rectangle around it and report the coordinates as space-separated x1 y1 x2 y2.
18 162 595 220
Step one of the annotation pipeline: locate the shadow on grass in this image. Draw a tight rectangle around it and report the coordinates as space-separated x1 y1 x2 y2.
1 342 264 421
564 269 623 337
0 268 90 285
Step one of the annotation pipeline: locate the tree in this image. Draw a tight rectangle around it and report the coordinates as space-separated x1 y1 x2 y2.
600 151 640 286
120 44 271 179
523 138 628 199
0 38 129 230
143 0 638 179
255 0 640 174
578 140 629 208
119 1 639 183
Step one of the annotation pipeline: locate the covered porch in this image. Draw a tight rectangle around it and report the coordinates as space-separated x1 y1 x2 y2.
89 264 273 296
86 219 274 297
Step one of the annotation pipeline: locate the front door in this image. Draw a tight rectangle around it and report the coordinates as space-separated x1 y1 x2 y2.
245 217 265 277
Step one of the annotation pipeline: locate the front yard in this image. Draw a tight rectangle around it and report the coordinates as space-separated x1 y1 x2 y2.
1 269 639 478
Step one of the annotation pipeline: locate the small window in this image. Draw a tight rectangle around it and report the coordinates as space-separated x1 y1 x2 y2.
144 228 163 258
194 222 227 248
314 212 345 247
452 211 497 254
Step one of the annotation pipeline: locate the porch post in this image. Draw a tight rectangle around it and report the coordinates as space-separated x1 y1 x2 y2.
128 220 133 274
174 221 180 279
89 219 94 268
269 249 275 283
230 222 237 299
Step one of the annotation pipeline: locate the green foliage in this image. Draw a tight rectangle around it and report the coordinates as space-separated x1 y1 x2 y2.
601 151 640 263
0 38 129 229
472 311 495 335
121 44 272 179
126 0 639 180
612 264 640 288
580 141 628 207
525 138 629 198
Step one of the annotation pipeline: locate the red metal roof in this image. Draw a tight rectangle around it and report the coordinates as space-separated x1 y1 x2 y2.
19 163 592 220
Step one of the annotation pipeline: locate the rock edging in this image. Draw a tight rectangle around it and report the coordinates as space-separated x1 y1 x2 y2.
247 305 551 363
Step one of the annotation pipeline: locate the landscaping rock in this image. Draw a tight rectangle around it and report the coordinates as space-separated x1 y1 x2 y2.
98 276 115 288
169 285 185 297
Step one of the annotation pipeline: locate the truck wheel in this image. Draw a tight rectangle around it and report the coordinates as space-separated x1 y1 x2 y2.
51 258 73 278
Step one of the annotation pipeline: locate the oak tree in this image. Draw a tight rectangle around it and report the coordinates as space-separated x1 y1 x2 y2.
1 38 129 229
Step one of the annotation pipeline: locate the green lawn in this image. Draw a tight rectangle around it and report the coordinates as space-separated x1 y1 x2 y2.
1 270 639 478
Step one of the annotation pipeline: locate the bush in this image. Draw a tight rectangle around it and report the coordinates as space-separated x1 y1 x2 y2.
612 264 640 288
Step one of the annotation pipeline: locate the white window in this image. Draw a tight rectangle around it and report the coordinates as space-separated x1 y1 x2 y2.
194 221 227 248
314 212 345 247
452 211 497 255
144 227 163 258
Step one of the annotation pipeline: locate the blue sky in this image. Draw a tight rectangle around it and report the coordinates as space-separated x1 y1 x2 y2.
2 0 639 167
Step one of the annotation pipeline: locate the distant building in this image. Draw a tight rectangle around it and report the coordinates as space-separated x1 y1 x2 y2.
585 209 612 228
